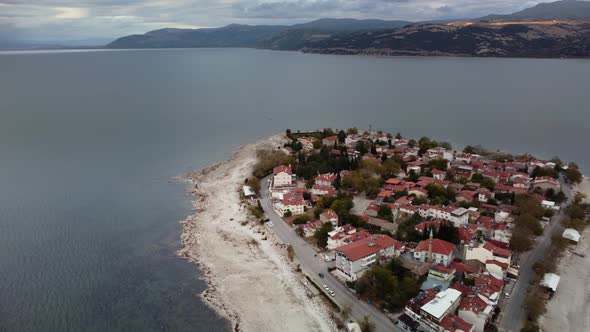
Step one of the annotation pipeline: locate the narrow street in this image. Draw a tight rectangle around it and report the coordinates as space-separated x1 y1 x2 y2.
259 176 401 332
499 176 573 331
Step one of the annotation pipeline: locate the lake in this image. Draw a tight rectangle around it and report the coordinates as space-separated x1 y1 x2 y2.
0 48 588 331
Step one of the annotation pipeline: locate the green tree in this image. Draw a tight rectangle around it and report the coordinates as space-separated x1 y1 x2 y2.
338 130 347 144
314 222 334 249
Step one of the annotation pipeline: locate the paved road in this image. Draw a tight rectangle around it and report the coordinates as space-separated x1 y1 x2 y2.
499 176 574 332
259 176 401 332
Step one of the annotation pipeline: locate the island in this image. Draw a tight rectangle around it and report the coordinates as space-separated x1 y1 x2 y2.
178 128 589 332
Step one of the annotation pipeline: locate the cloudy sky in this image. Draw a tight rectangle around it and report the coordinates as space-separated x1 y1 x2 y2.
0 0 570 43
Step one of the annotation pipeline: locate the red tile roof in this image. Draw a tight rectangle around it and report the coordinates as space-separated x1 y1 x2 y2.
486 260 509 269
273 165 292 175
483 242 512 258
321 209 338 220
415 238 456 256
459 296 489 316
315 173 337 183
336 234 402 261
440 314 473 332
449 261 478 274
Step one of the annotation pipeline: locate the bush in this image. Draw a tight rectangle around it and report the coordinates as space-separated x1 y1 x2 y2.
292 214 311 225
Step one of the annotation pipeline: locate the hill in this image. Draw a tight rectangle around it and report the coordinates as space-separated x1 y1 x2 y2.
107 19 411 49
481 0 590 21
107 24 286 48
301 21 590 58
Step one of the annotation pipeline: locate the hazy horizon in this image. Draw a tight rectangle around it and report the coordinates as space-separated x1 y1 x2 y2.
1 0 585 44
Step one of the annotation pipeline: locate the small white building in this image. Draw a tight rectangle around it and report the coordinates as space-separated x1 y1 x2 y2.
562 228 581 243
541 273 560 292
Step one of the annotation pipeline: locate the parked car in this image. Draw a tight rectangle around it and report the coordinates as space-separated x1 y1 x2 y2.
318 273 324 278
329 290 335 297
323 285 329 290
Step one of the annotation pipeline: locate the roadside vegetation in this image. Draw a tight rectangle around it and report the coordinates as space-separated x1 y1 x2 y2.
521 193 590 332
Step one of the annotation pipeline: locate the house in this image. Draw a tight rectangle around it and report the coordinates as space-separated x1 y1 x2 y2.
474 274 504 305
440 314 474 332
464 242 512 266
335 234 403 281
409 188 428 198
320 209 339 227
457 191 477 203
562 228 581 243
458 296 492 332
533 176 560 192
298 221 323 237
315 173 337 187
273 165 294 188
326 225 362 250
477 188 493 203
275 192 306 216
400 205 417 215
455 153 473 164
417 288 463 327
364 202 381 217
414 233 456 266
432 169 447 180
429 265 456 282
407 163 422 175
322 135 338 147
418 206 469 228
491 223 511 244
297 137 316 151
311 185 337 198
485 260 509 279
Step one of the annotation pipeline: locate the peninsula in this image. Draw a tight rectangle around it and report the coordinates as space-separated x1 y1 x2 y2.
179 129 590 332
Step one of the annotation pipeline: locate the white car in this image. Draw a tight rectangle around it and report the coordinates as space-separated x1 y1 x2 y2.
265 221 274 228
329 290 335 297
323 285 329 290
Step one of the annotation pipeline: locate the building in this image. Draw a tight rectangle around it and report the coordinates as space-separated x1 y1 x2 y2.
335 234 403 281
315 173 337 187
297 137 316 151
414 233 456 267
274 192 306 216
419 206 469 227
458 296 492 332
474 274 504 305
541 273 560 292
273 165 294 188
322 135 338 146
432 169 447 180
440 314 474 332
320 209 339 227
298 221 323 237
485 260 509 279
533 176 560 192
311 185 337 198
464 242 512 266
414 288 463 328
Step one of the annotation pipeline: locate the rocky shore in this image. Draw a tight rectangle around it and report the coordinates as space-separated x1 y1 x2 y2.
177 135 335 332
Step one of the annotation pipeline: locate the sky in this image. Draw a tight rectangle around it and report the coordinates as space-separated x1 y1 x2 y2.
0 0 575 43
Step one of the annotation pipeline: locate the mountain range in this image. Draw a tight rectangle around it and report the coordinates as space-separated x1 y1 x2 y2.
107 1 590 58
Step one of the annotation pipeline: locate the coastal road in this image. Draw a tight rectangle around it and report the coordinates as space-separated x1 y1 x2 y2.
499 176 573 332
259 176 401 332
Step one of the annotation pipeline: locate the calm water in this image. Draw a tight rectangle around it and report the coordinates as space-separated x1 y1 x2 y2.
0 48 588 331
